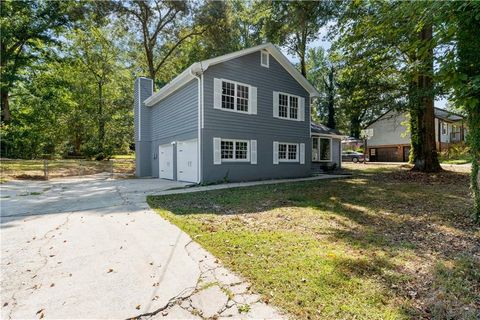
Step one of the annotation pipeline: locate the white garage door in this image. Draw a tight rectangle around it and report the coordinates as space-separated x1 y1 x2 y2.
177 139 198 183
159 144 174 179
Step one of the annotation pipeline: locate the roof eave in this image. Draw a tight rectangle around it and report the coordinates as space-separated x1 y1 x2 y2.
144 43 321 105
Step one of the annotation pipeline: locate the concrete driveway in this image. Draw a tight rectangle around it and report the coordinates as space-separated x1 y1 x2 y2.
1 175 283 319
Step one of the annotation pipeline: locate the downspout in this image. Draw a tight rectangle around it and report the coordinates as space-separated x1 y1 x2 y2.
190 66 203 184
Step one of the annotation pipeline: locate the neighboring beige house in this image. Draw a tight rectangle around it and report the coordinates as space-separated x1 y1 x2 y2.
365 108 467 162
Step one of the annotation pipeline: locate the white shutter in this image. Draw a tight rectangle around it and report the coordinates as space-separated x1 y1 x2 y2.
213 78 222 109
249 86 257 115
300 143 305 164
213 137 221 164
299 97 305 121
273 91 279 118
250 140 257 164
273 141 279 164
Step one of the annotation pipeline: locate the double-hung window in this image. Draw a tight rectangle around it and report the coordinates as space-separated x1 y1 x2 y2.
221 80 249 113
220 139 250 161
312 137 332 162
278 143 298 162
274 92 304 121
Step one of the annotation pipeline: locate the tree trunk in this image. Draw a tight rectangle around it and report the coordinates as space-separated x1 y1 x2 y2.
98 81 105 153
326 67 336 129
349 114 361 138
1 89 11 122
457 4 480 221
411 24 441 172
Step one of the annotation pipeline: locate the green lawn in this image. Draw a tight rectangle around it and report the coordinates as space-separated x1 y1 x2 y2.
147 165 480 319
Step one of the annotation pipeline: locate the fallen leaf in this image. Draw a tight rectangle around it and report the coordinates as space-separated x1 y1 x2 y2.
50 283 55 287
107 269 113 273
135 304 141 310
36 309 44 315
3 302 8 307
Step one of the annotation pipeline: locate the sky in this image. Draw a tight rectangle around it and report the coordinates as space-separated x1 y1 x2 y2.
280 26 448 109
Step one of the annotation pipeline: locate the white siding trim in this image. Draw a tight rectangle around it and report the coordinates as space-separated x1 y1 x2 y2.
300 143 305 164
138 80 141 141
299 97 305 121
250 86 257 115
250 140 257 164
213 78 222 109
273 141 279 164
273 91 279 118
213 137 221 165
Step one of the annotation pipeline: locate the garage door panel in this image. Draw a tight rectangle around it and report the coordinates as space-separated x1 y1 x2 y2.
177 139 198 183
159 144 174 179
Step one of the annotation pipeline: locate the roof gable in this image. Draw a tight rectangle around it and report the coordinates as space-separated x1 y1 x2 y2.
144 43 320 106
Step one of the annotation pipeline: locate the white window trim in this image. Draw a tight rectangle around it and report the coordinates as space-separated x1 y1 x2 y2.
220 139 251 162
278 142 299 163
312 137 332 162
220 79 251 115
261 50 269 68
276 92 301 121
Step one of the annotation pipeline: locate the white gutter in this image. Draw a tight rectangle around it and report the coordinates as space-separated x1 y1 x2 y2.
190 67 203 184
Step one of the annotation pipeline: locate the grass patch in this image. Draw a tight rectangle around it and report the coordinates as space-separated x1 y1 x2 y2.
148 164 479 319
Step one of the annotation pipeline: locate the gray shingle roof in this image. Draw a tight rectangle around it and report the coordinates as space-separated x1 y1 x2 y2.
310 122 343 135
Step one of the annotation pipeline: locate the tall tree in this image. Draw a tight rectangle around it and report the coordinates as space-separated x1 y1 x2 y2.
265 1 334 76
0 0 81 122
115 0 204 87
444 1 480 220
335 0 441 171
306 47 337 128
411 24 441 172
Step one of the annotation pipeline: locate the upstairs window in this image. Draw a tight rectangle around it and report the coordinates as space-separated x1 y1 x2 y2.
221 80 249 113
273 91 304 121
261 50 269 67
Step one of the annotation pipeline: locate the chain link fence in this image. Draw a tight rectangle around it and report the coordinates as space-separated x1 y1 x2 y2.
0 159 135 181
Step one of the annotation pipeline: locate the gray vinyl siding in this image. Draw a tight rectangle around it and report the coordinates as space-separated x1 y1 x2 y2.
149 80 198 178
201 51 311 183
134 77 153 177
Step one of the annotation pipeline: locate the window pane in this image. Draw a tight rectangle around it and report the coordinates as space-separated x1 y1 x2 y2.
289 96 298 119
278 143 287 159
279 94 288 118
235 141 248 159
221 140 234 159
236 84 249 112
222 81 235 110
312 138 318 161
320 138 331 161
288 144 297 160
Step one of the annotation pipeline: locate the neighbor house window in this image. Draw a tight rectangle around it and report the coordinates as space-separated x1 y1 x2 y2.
441 122 447 135
261 50 269 67
312 137 332 162
221 80 249 113
275 92 300 120
278 143 298 162
221 139 250 161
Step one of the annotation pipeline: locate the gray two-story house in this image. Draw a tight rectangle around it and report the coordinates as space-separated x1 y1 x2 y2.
134 43 343 183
